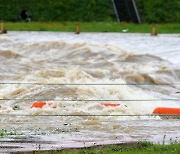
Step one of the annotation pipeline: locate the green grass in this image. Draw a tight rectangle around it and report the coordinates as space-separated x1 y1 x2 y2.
3 22 180 33
23 142 180 154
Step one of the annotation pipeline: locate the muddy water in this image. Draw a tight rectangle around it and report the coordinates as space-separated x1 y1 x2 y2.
0 32 179 152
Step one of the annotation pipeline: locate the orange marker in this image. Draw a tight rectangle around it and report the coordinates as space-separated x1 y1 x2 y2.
101 103 120 107
153 107 180 114
31 101 46 108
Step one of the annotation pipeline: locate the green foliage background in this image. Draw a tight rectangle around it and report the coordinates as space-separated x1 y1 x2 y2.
136 0 180 23
0 0 179 23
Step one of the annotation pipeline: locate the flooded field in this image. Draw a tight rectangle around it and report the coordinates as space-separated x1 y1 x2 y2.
0 32 179 153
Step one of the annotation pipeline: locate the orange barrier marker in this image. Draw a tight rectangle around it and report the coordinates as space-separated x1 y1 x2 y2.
101 103 120 107
153 107 180 114
31 101 46 108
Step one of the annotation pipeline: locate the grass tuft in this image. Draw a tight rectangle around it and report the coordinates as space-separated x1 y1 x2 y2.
23 142 180 154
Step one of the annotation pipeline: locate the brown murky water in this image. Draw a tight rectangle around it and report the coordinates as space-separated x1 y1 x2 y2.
0 32 179 153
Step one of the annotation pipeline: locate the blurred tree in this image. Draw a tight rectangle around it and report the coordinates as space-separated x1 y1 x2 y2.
0 0 179 23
